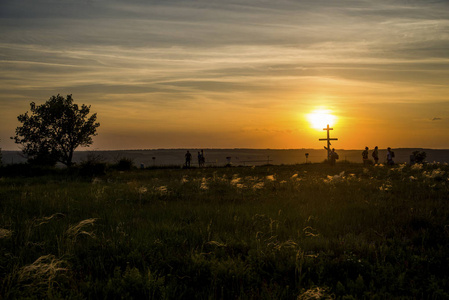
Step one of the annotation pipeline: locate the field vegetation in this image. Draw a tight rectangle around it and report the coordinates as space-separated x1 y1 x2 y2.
1 162 449 299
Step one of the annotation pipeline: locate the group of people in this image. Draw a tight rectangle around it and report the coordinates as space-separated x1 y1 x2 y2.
324 146 339 166
362 146 395 165
185 150 206 167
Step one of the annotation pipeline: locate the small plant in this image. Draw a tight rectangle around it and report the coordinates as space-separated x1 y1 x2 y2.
411 151 427 164
115 157 134 171
79 153 107 177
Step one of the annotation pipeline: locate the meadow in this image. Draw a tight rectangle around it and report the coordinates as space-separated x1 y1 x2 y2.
1 162 449 299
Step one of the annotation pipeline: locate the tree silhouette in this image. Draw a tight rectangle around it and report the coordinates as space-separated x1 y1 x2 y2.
12 95 100 166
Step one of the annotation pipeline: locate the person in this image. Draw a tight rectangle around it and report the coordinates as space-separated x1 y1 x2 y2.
185 150 192 167
387 147 395 165
372 146 379 164
197 151 202 167
362 147 369 165
330 148 338 166
200 149 205 167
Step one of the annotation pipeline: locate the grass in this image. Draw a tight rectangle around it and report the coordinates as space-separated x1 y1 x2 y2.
1 162 449 299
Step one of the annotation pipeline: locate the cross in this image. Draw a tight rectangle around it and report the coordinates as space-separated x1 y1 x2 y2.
319 124 338 160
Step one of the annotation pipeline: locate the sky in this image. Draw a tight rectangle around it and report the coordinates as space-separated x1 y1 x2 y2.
1 0 449 150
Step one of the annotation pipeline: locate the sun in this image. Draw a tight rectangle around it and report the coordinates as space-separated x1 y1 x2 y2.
307 109 337 130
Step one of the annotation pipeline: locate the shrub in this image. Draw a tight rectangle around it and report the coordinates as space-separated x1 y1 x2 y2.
114 158 134 171
411 151 426 164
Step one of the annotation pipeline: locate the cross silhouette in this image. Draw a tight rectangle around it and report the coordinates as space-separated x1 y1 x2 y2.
319 124 338 160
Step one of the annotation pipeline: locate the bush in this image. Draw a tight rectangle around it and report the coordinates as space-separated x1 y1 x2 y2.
411 151 427 164
0 163 56 177
78 161 106 177
114 158 134 171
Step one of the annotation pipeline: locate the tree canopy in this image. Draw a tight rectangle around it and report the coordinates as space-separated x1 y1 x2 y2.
12 94 100 166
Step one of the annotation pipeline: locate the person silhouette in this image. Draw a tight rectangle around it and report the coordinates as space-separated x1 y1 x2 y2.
185 150 192 167
200 149 205 167
372 146 379 164
330 148 338 166
387 147 395 165
362 147 369 165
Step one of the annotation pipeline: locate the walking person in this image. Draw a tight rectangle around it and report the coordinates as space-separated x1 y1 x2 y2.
362 147 369 165
185 150 192 167
387 147 395 165
372 146 379 164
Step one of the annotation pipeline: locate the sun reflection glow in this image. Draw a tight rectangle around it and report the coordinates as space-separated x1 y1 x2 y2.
307 109 337 130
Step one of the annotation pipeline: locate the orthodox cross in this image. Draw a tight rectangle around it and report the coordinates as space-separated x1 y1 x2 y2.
319 124 338 159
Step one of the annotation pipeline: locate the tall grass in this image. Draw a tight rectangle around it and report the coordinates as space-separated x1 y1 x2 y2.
1 162 449 299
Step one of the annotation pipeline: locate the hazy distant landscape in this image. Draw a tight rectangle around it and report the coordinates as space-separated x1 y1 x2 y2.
3 148 449 167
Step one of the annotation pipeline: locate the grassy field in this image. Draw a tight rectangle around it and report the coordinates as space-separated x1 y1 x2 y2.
1 162 449 299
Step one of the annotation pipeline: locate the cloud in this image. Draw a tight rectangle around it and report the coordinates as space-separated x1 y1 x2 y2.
432 117 442 121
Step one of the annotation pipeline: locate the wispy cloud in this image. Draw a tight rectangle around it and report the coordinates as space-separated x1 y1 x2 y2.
1 0 449 149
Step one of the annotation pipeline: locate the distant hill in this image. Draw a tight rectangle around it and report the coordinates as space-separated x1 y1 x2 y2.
3 148 448 167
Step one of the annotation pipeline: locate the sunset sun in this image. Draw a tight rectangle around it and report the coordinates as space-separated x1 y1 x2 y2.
307 109 337 130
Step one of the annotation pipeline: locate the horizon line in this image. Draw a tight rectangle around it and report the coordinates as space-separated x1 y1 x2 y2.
4 147 449 152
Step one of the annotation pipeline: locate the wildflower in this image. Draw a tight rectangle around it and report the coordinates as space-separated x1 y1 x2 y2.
0 228 12 239
231 177 242 185
138 186 148 194
324 171 345 183
252 182 265 190
266 175 275 181
181 176 189 183
155 186 168 194
411 163 423 170
291 173 298 179
379 183 392 191
279 180 287 184
235 183 245 189
393 163 406 172
200 178 208 190
423 169 446 180
375 163 384 167
409 176 417 181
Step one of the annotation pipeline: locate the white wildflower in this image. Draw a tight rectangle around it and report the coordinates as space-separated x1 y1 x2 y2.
138 186 148 194
266 175 275 181
411 164 423 170
252 182 265 190
231 177 242 185
155 186 168 194
379 183 392 191
200 178 208 190
92 177 102 184
0 228 12 239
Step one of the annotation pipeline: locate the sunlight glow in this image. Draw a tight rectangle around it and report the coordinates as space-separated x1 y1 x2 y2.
307 109 337 130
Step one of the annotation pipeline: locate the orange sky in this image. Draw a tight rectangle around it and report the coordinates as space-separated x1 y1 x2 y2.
1 1 448 150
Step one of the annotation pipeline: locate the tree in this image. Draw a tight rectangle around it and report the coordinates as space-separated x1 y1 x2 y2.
12 94 100 167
